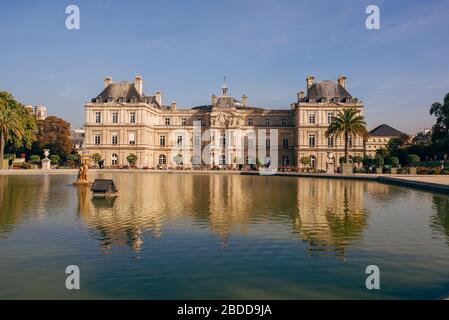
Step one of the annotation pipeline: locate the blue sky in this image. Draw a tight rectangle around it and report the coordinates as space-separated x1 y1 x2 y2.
1 0 448 133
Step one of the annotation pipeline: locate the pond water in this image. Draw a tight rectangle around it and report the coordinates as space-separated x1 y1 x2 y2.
0 173 449 299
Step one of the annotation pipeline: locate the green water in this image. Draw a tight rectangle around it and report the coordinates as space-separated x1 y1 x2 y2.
1 173 449 299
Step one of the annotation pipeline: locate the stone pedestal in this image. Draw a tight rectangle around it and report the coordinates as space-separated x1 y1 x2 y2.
42 159 50 170
341 163 353 175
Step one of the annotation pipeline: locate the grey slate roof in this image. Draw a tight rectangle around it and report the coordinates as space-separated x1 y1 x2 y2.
369 124 405 137
305 80 352 101
92 82 159 106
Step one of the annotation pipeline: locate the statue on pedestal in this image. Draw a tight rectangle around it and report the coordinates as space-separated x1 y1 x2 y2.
326 152 335 174
74 156 91 184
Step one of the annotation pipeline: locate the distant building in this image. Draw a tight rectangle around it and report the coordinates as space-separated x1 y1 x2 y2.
24 104 47 120
365 124 406 157
412 129 432 145
71 127 85 152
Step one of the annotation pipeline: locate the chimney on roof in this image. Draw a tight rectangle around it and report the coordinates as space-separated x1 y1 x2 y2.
306 76 315 92
338 75 347 89
171 101 177 110
297 91 305 102
211 94 217 105
134 76 143 95
155 91 162 106
104 76 113 88
242 95 248 107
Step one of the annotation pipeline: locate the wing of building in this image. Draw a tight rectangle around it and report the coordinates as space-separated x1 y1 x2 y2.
365 124 406 157
84 75 365 171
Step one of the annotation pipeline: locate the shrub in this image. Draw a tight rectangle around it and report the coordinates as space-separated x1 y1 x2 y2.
352 156 363 165
91 153 102 164
49 155 60 164
29 155 41 164
300 156 311 167
127 153 138 166
374 156 384 168
385 156 399 167
407 154 420 167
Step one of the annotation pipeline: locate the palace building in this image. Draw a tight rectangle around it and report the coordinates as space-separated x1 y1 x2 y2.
84 75 364 171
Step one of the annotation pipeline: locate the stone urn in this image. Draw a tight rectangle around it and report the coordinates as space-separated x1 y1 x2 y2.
41 149 51 170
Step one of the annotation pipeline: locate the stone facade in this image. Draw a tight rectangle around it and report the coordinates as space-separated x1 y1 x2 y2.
365 124 406 157
84 75 364 171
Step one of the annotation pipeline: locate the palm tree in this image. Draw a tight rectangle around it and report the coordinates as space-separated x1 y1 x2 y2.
325 107 368 164
0 104 24 169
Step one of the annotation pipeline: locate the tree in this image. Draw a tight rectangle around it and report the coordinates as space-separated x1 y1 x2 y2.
407 154 420 167
430 93 449 152
375 147 389 159
387 134 410 151
325 107 368 163
300 156 311 167
0 92 36 160
127 153 138 166
0 101 24 168
385 156 399 167
374 155 384 168
32 116 73 160
91 153 102 164
352 156 363 165
362 156 375 168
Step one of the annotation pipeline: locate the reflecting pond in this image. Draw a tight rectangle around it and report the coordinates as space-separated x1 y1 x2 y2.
1 173 449 299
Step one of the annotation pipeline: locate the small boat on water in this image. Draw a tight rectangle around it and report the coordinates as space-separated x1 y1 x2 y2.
91 179 118 197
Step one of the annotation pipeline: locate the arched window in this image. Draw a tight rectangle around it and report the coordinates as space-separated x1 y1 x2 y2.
282 155 290 166
159 154 167 165
112 153 118 165
310 155 316 168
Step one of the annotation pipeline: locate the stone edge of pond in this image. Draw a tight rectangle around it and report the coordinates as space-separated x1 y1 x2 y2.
1 169 449 194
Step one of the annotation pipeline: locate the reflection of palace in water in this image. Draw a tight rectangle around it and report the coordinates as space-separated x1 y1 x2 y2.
77 174 372 256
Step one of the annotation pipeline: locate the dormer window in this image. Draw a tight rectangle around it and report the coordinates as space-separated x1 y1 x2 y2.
118 97 124 103
321 97 327 103
96 97 101 103
108 97 114 103
131 96 137 103
309 97 315 103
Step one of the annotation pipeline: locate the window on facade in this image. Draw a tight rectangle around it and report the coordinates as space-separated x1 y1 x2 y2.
159 154 167 165
112 154 118 165
160 135 166 146
308 113 316 124
219 155 226 165
308 134 316 147
165 118 171 126
129 132 136 145
348 136 353 147
247 118 253 126
192 155 201 165
220 133 226 146
94 133 101 145
283 138 289 148
327 112 334 124
95 112 101 124
197 118 205 126
327 136 334 147
310 155 316 168
112 133 118 145
177 135 183 146
282 155 290 166
281 118 288 126
112 112 118 124
265 118 270 126
266 138 270 149
248 137 254 148
194 135 200 147
181 118 187 126
129 112 136 124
